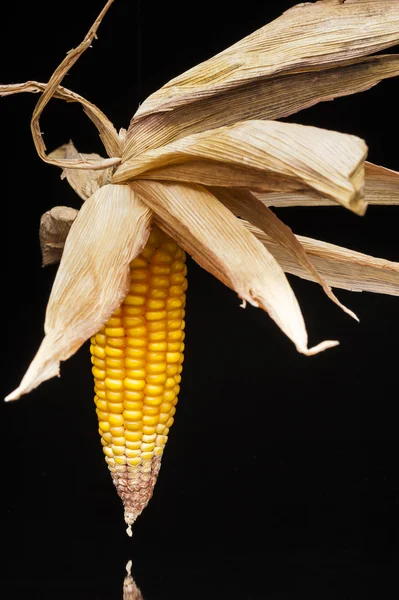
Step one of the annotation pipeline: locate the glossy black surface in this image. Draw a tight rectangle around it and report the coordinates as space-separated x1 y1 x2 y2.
1 1 398 598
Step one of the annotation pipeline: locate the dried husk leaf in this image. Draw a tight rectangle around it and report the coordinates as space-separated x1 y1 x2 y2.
6 184 152 401
245 222 399 295
131 179 338 356
125 54 399 157
115 120 367 214
39 206 78 266
49 141 113 201
125 0 399 156
0 80 123 162
209 187 358 320
256 162 399 207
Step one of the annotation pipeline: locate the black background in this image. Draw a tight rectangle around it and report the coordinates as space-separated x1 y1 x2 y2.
1 1 398 598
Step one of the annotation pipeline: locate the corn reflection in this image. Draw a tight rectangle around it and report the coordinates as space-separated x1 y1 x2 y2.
123 561 144 600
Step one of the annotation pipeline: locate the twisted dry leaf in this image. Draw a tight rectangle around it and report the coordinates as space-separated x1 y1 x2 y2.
39 206 79 266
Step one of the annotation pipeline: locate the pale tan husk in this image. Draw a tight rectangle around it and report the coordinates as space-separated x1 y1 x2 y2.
4 0 399 404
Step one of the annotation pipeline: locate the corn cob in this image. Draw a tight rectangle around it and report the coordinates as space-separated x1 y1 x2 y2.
90 226 187 533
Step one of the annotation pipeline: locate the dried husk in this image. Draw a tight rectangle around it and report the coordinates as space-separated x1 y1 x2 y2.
115 120 367 214
123 561 143 600
256 162 399 207
246 222 399 295
6 184 152 401
39 206 79 266
131 179 338 356
208 187 357 320
49 141 113 200
124 0 399 157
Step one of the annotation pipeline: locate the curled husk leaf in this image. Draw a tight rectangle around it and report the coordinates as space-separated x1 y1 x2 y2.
6 184 152 401
39 206 78 266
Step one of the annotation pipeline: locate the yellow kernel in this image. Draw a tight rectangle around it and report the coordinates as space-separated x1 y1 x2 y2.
126 337 147 348
146 299 166 311
180 342 185 353
178 364 183 373
107 368 126 380
125 347 146 359
112 437 125 447
143 406 159 416
92 367 106 380
130 256 148 268
108 402 124 414
171 260 185 273
149 288 169 299
124 378 146 391
110 426 124 437
130 282 149 295
105 345 124 357
167 309 183 320
130 268 149 281
169 285 184 297
147 362 166 375
156 435 167 447
106 316 123 327
142 433 157 443
124 390 144 402
96 409 108 421
96 389 107 400
114 456 127 465
107 414 123 427
126 440 141 450
166 365 178 376
102 432 112 443
123 400 143 411
95 333 106 346
105 357 124 369
174 374 182 385
141 245 155 260
107 337 126 348
170 273 186 285
150 265 171 275
156 423 166 434
103 447 114 458
141 452 154 461
105 378 124 391
147 320 167 332
123 306 144 316
162 240 178 253
164 377 176 389
125 421 142 432
154 446 164 457
163 428 170 436
112 445 125 456
125 357 146 369
170 407 176 417
152 249 173 265
142 425 156 435
124 316 145 327
160 402 172 414
141 442 155 453
163 390 176 403
145 310 167 322
125 431 142 442
144 384 164 397
166 297 183 310
105 327 125 337
167 319 182 332
95 380 106 390
158 413 169 424
178 354 184 364
95 397 108 411
167 330 183 342
150 276 170 289
99 421 110 432
126 325 147 337
146 373 167 385
147 352 166 363
127 457 141 467
123 410 143 421
125 369 146 380
91 345 106 359
143 415 159 426
92 356 105 368
124 294 146 307
126 449 141 459
143 395 163 407
148 341 167 352
167 342 181 352
148 331 166 342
